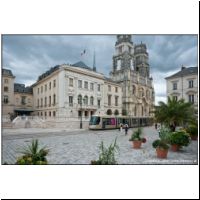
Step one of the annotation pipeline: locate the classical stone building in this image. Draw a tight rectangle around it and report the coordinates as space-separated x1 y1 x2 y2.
31 62 122 128
2 69 15 120
110 35 155 117
14 83 34 116
165 66 198 116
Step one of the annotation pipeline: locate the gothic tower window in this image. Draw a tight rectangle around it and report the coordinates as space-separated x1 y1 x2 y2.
117 59 121 70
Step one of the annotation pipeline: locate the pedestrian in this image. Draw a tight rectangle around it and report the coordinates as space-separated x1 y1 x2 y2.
125 124 129 135
155 123 157 130
120 123 123 133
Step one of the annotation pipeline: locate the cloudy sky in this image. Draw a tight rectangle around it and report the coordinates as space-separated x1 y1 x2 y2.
2 35 198 105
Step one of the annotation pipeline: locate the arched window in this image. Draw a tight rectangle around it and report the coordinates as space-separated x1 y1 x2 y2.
114 110 119 116
107 109 112 115
84 96 88 105
78 95 82 104
90 96 94 106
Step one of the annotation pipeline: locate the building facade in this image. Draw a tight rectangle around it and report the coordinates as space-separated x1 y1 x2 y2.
165 66 198 115
32 62 122 122
110 35 155 117
2 69 15 120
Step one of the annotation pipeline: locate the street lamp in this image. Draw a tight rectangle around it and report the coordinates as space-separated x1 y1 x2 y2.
78 96 85 129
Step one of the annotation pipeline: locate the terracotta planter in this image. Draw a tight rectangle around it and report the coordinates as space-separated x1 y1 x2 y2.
171 144 180 152
190 135 198 141
132 140 142 149
156 148 168 158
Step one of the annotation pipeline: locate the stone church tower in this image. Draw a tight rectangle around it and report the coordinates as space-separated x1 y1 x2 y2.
110 35 155 117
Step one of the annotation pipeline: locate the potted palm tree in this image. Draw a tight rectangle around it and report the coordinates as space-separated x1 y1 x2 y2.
152 139 169 158
154 97 195 132
16 139 49 165
129 128 146 149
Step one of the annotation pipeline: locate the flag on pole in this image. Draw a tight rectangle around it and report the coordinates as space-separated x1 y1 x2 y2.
81 49 86 56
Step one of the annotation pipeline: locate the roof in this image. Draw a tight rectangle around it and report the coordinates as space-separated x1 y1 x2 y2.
37 65 60 81
2 68 15 77
165 67 198 79
72 61 94 71
14 83 33 94
104 77 121 85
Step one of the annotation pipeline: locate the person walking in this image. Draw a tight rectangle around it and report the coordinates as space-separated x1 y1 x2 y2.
155 123 157 130
124 124 129 135
120 123 123 133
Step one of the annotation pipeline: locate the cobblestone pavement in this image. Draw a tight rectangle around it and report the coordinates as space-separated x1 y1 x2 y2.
2 126 198 164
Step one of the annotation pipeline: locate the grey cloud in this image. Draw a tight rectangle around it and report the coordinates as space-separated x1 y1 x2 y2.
2 35 198 99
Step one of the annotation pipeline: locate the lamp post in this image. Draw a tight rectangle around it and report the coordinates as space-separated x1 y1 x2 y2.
79 96 85 129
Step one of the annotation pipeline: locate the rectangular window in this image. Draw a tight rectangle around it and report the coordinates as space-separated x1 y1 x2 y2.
21 96 26 105
53 80 56 87
188 94 194 104
53 94 56 105
69 96 73 107
3 95 9 104
38 88 39 94
4 87 8 92
49 96 51 106
97 84 101 92
189 80 193 88
40 98 43 107
41 86 43 93
49 82 51 90
53 111 56 117
108 95 112 106
45 84 47 91
49 111 51 117
45 97 47 107
84 81 88 89
78 110 82 117
115 96 118 106
98 99 101 108
173 83 177 90
90 83 94 90
69 78 73 87
78 80 82 88
37 99 39 107
4 79 8 84
115 87 118 93
85 111 88 118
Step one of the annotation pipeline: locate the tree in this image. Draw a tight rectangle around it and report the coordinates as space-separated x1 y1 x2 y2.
154 97 195 131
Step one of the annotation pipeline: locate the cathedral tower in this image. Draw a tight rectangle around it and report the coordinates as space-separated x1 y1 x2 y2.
112 35 134 72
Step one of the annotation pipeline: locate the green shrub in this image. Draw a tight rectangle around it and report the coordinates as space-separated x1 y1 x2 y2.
129 128 146 142
159 126 171 142
91 138 119 165
16 139 49 165
152 139 169 150
168 131 190 147
186 124 198 136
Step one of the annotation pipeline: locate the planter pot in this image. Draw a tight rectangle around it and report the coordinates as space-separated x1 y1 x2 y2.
190 135 198 141
156 148 168 159
171 144 180 152
132 140 142 149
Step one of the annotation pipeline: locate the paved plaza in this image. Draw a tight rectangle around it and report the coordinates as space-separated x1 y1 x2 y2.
2 126 198 164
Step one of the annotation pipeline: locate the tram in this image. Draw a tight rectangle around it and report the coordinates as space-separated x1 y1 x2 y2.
89 115 153 130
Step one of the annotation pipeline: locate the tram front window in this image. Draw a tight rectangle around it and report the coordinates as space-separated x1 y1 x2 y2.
89 116 100 125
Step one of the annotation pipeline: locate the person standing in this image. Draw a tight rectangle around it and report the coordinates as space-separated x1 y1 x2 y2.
125 124 129 135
